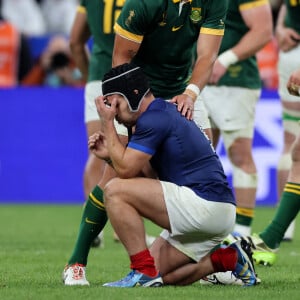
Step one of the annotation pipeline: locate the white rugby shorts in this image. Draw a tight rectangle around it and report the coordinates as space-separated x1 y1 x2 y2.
202 86 260 132
160 181 236 262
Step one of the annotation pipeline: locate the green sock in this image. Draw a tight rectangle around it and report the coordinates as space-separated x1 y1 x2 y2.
68 185 107 265
259 182 300 249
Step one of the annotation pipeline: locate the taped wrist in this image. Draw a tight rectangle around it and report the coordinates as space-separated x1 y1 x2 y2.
183 83 200 102
218 50 238 68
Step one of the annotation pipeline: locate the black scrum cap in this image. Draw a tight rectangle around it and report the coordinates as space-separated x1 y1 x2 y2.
102 63 150 112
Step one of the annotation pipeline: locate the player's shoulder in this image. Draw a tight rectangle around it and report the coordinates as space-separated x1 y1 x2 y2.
139 100 173 124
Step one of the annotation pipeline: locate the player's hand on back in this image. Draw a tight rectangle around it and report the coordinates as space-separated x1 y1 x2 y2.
170 94 194 120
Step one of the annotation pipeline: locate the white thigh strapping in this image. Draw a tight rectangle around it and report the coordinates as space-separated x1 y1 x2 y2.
84 81 128 136
278 45 300 102
202 86 260 131
159 181 235 261
193 97 211 129
84 81 102 123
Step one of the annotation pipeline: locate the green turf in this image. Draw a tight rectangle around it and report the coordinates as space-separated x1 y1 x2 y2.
1 205 299 300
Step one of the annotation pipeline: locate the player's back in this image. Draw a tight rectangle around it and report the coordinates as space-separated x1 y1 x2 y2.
131 99 235 204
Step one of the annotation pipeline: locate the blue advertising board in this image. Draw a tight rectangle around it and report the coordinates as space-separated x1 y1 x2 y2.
0 87 87 204
0 88 282 205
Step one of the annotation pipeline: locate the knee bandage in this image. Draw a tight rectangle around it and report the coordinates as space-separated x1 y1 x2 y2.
222 126 254 151
277 153 292 171
222 129 257 188
283 119 300 135
232 166 258 188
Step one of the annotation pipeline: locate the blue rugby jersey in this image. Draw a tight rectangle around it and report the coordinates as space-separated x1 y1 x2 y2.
128 99 235 205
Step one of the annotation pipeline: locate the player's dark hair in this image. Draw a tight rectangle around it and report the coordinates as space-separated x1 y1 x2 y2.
50 52 70 71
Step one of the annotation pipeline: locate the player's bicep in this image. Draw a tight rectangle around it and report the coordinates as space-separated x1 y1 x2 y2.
112 34 141 66
120 147 152 178
196 33 222 60
240 2 272 31
69 7 90 45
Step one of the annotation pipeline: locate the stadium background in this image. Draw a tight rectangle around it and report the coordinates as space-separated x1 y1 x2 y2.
0 87 281 206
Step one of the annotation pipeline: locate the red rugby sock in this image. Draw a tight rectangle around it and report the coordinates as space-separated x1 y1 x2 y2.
130 249 158 277
210 247 238 272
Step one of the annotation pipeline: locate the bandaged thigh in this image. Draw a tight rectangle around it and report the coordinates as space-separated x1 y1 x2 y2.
85 81 103 123
85 81 128 136
194 97 211 130
278 153 292 171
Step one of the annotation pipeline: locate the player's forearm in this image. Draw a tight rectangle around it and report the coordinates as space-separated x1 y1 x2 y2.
70 44 89 82
189 53 217 92
102 122 129 177
189 34 222 91
275 4 287 34
230 27 272 61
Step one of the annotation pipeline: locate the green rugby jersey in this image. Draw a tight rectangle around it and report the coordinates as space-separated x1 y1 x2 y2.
80 0 125 82
218 0 269 89
115 0 227 98
284 0 300 34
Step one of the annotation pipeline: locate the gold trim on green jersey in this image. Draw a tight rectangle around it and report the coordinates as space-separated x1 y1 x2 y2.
77 5 86 14
240 0 269 11
200 27 224 36
173 0 192 3
114 23 143 43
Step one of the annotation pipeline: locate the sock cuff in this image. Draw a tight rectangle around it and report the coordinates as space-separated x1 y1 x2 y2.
130 249 150 262
130 249 157 277
210 247 238 272
89 186 105 210
236 207 254 218
284 182 300 194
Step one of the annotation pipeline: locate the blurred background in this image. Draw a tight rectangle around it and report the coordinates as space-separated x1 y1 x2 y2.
0 0 284 206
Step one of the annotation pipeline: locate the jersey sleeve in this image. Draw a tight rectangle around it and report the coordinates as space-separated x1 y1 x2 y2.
238 0 270 11
200 0 228 36
128 110 171 155
114 0 162 43
78 0 86 13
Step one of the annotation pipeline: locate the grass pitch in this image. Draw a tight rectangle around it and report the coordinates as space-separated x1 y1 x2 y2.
1 205 300 300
